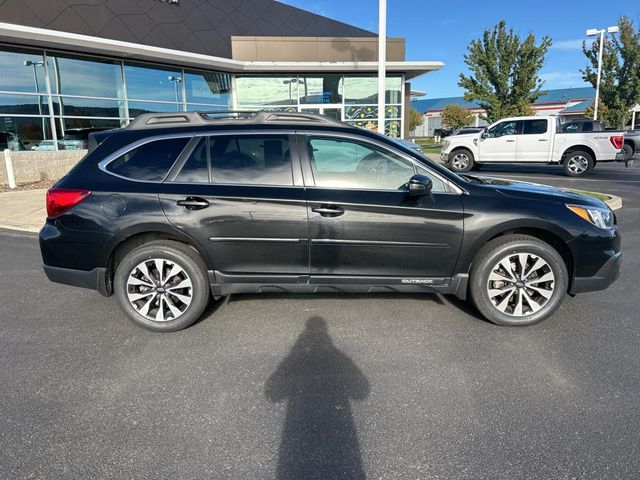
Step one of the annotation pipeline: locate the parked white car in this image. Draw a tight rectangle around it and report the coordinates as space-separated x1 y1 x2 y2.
440 116 625 177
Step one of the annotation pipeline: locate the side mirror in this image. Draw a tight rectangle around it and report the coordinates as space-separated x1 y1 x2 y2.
408 174 433 197
481 130 490 139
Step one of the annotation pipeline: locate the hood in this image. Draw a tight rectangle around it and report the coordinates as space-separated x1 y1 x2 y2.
448 133 478 141
462 174 608 208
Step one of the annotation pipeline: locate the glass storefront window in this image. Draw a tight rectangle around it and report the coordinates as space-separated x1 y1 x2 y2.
298 75 342 104
0 48 47 94
0 94 49 116
51 97 124 118
184 70 231 107
1 116 53 151
49 54 122 99
344 76 402 104
128 101 184 117
236 76 299 106
125 63 183 103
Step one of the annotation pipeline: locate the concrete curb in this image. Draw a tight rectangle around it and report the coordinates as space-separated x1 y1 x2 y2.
564 189 623 211
604 194 623 211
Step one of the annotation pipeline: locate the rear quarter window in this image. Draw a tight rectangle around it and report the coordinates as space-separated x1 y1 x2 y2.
106 137 190 181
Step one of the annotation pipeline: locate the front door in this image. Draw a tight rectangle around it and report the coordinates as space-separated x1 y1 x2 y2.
478 119 521 161
159 133 309 277
300 134 464 279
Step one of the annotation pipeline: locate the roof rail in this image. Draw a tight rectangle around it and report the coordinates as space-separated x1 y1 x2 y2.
125 110 349 130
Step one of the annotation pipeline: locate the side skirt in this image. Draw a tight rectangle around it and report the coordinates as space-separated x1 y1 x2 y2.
209 271 469 300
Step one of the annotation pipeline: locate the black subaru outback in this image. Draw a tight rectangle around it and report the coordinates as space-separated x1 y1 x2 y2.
40 111 622 331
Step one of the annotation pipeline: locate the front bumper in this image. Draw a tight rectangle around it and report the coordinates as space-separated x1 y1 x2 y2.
440 152 450 163
570 251 622 294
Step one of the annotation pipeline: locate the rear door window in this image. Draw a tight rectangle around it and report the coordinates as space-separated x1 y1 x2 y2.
523 119 548 135
175 138 209 183
107 137 189 181
209 135 293 186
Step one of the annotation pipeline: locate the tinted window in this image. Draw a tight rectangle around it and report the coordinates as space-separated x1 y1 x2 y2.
523 119 548 135
308 137 415 190
175 138 209 183
562 123 579 133
488 121 519 137
582 122 594 132
107 137 189 181
210 135 293 186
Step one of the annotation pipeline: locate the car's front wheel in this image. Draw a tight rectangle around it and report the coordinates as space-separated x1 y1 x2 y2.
448 149 475 172
469 235 568 326
114 240 210 332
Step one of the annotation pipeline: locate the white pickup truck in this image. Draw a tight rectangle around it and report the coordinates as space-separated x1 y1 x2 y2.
440 115 626 177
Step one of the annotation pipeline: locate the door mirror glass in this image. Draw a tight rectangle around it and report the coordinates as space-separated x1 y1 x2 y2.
407 174 432 197
481 131 490 139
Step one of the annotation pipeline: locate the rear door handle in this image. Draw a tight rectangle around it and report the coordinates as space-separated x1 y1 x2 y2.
312 205 345 217
177 196 209 210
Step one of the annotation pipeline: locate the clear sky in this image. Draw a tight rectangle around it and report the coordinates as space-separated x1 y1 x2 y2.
279 0 640 98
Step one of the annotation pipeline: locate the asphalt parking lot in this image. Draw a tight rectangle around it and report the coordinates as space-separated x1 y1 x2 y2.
1 162 639 479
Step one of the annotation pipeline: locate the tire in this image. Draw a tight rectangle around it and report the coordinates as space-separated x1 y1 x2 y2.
114 240 210 332
469 234 568 326
621 143 634 160
448 149 475 172
563 150 594 177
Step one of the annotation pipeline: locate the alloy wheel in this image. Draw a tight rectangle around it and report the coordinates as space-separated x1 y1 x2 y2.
486 252 555 317
126 258 193 322
451 152 470 170
567 155 589 175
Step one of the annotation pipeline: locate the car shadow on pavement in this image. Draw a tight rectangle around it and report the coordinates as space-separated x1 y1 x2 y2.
265 316 369 480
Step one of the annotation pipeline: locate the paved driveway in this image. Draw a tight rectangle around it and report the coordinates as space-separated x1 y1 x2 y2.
1 162 639 479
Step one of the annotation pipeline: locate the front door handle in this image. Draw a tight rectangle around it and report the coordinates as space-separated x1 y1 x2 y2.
506 139 516 143
538 139 549 142
177 196 209 210
312 205 345 217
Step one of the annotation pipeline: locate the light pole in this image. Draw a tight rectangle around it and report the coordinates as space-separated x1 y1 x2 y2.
282 79 303 103
23 60 46 141
168 75 183 111
377 0 387 134
586 25 619 120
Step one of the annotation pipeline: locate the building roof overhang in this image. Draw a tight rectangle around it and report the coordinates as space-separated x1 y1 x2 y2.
0 22 443 79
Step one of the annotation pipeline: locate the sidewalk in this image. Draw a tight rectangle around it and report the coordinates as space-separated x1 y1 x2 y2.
0 189 46 233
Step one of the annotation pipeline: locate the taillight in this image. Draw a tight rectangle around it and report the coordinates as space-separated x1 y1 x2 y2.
46 188 91 217
610 135 624 150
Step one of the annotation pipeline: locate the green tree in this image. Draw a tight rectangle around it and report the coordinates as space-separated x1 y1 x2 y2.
441 104 475 129
584 99 609 123
582 16 640 128
459 20 551 122
407 107 424 131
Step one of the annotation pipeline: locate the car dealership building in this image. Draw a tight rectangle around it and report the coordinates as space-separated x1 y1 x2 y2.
0 0 442 151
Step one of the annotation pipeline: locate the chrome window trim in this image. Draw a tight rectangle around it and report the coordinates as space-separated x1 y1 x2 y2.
297 129 465 195
98 129 296 183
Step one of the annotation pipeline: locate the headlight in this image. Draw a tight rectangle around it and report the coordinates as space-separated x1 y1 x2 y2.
442 140 450 150
566 204 614 229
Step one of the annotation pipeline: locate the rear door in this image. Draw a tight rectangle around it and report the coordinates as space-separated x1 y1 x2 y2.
516 119 552 162
478 120 520 161
299 132 464 279
159 132 309 279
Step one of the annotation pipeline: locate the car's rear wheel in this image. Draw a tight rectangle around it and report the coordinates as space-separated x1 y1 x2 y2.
469 235 568 326
114 240 210 332
563 150 594 177
448 149 475 172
